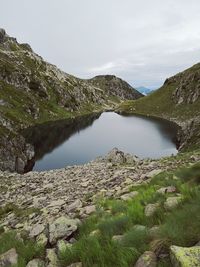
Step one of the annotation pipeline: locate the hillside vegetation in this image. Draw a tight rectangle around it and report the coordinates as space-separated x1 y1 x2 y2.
118 63 200 151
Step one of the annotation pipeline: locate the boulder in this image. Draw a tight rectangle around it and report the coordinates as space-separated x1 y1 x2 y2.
134 251 157 267
57 240 72 254
0 248 18 267
67 199 82 213
112 235 123 242
49 216 80 245
157 186 176 194
149 226 160 239
145 203 159 217
120 191 138 201
36 233 48 247
67 263 82 267
26 259 45 267
48 199 65 208
106 148 126 164
46 249 58 267
170 245 200 267
164 196 182 210
29 224 45 238
145 169 163 179
104 148 138 164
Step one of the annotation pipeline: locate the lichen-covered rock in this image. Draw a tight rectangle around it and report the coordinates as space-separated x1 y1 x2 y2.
36 233 48 247
145 203 159 217
170 245 200 267
46 249 58 267
26 259 45 267
164 196 182 210
0 248 18 267
112 235 124 242
134 251 157 267
49 216 80 245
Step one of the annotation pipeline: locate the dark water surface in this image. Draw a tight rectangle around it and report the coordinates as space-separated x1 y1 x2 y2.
22 112 178 172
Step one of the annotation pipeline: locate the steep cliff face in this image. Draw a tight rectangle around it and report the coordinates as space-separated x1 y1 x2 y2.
0 29 142 172
118 63 200 151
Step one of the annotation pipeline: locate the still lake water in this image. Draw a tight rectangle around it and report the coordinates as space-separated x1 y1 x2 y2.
22 112 178 172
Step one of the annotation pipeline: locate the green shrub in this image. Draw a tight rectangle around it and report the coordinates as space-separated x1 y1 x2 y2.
122 228 149 253
0 231 45 267
160 193 200 247
98 215 131 237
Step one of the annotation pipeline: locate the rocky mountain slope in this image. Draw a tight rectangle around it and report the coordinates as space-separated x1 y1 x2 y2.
0 148 200 266
0 29 142 172
118 63 200 151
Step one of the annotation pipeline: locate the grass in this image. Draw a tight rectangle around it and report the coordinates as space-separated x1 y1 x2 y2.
0 231 45 267
58 162 200 266
160 192 200 247
0 203 40 220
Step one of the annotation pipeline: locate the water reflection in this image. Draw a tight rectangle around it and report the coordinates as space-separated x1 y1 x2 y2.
22 112 179 172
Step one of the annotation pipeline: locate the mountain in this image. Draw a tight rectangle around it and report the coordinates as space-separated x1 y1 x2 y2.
0 29 143 172
118 63 200 150
136 86 154 95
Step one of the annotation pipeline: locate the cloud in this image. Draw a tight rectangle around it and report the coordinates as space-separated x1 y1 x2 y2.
1 0 200 88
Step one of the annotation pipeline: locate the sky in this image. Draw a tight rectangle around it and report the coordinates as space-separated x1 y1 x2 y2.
1 0 200 89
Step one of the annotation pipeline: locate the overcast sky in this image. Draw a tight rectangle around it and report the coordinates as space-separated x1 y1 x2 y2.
1 0 200 88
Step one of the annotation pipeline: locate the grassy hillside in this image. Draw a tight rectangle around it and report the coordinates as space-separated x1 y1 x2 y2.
118 63 200 150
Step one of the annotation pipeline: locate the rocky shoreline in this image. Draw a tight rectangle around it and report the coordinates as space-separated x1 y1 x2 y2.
0 148 199 233
0 148 200 266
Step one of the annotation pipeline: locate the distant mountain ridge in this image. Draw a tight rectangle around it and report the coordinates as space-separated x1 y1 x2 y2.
136 86 155 95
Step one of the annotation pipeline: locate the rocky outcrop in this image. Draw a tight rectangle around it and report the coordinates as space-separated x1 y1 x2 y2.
167 63 200 105
88 75 143 100
0 248 18 267
170 245 200 267
134 251 157 267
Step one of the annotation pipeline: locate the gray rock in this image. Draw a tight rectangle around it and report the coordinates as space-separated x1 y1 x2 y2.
120 191 138 201
164 196 182 210
106 148 126 164
145 203 159 217
49 216 80 245
134 251 157 267
149 226 160 238
112 235 123 242
157 186 176 194
48 199 65 208
83 205 96 215
29 224 45 238
67 263 82 267
0 248 18 267
67 199 82 212
26 259 45 267
145 169 163 178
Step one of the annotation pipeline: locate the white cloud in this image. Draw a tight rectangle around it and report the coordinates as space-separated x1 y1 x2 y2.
1 0 200 88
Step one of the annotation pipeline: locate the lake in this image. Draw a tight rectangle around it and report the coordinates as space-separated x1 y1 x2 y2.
22 112 179 172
